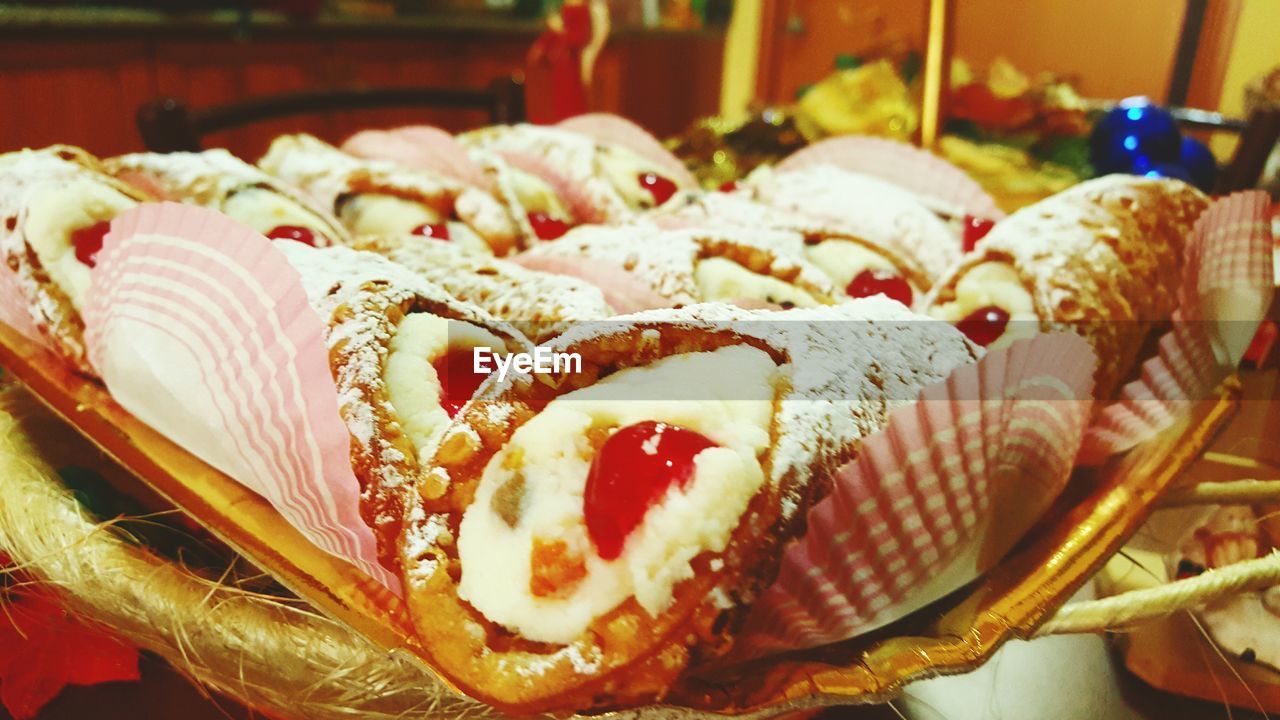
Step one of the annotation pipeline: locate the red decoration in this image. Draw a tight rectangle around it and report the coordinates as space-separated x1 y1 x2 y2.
432 350 489 418
411 223 451 241
266 225 320 247
950 84 1037 132
845 269 914 306
962 215 996 252
528 211 571 241
71 221 112 268
0 587 139 719
638 172 678 206
527 0 610 122
584 421 716 559
1243 318 1277 368
956 306 1011 347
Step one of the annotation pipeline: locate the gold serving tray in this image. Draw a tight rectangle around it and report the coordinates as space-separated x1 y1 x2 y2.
0 320 1241 717
0 323 422 667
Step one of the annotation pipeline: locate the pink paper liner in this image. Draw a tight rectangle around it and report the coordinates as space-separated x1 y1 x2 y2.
557 113 698 188
1272 202 1279 284
111 169 176 202
82 202 399 594
0 265 47 346
1079 191 1274 463
497 149 607 226
510 252 675 314
342 126 495 193
775 135 1006 220
736 333 1096 657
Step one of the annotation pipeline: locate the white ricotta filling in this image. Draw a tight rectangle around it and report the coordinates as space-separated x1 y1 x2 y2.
508 168 571 221
339 193 444 237
928 261 1040 349
595 144 674 209
457 345 777 645
24 178 137 310
805 238 916 293
383 312 507 458
221 187 333 241
694 256 820 308
442 221 494 256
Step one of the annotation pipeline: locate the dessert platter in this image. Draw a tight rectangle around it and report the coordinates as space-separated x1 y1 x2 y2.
0 115 1273 717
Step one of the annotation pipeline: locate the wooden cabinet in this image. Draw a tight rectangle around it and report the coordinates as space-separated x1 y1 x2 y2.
0 40 153 158
0 16 723 160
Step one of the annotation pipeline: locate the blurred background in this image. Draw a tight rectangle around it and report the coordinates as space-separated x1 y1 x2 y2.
0 0 1275 168
1 3 1279 719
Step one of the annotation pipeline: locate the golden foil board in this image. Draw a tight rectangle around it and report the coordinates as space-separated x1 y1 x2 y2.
0 323 425 672
0 320 1241 717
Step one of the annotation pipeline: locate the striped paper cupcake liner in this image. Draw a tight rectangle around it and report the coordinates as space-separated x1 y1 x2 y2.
558 113 699 188
774 135 1006 221
1079 190 1274 463
82 202 398 593
343 126 496 193
736 332 1096 657
495 149 608 226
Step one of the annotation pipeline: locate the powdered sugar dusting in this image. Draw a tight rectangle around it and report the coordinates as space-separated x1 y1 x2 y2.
745 165 960 284
104 149 351 246
0 145 149 373
353 234 614 340
461 124 633 223
521 222 836 306
276 241 530 562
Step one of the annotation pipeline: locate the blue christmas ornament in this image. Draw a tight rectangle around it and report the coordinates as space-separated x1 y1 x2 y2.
1178 136 1218 191
1089 97 1182 175
1139 162 1193 183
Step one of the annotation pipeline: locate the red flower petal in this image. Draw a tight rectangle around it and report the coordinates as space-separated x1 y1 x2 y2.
0 590 139 720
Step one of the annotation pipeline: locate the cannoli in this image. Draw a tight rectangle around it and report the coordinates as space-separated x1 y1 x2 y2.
459 124 694 222
516 223 841 310
925 175 1209 398
259 134 521 255
556 113 699 189
277 241 531 565
475 147 595 244
342 125 584 247
351 234 614 341
105 149 350 247
0 146 150 373
740 165 961 306
396 300 980 712
343 126 496 192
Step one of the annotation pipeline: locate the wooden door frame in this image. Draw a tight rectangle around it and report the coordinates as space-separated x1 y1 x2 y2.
752 0 1243 111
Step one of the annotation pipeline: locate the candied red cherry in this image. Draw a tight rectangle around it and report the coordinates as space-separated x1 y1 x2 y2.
845 268 913 306
718 180 739 193
962 215 996 252
584 421 717 560
638 172 677 206
266 225 320 246
956 306 1010 347
71 220 112 268
432 349 489 417
411 223 451 241
528 211 570 241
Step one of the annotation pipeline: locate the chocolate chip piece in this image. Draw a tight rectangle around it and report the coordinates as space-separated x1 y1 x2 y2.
1242 648 1257 663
